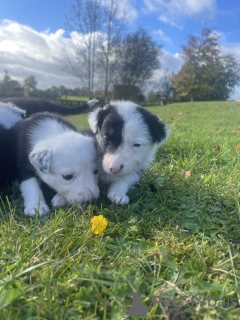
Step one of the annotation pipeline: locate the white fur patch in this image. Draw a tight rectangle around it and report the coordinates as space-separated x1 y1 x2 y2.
0 102 25 129
88 107 102 133
87 99 99 108
20 177 49 216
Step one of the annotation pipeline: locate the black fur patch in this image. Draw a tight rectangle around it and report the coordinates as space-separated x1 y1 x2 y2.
81 128 95 138
0 125 18 189
136 107 167 143
96 106 124 154
1 97 91 117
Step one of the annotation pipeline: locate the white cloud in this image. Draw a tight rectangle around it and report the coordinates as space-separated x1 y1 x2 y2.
161 50 183 73
145 49 183 92
143 0 216 28
119 0 138 22
152 29 172 43
102 0 138 22
221 41 240 100
222 43 240 58
0 19 79 89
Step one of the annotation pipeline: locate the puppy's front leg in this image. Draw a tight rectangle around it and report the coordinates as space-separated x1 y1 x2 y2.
108 184 129 205
107 174 139 205
20 177 49 216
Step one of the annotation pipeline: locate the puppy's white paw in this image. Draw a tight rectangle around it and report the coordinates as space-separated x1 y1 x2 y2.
51 194 68 207
24 203 49 216
107 192 129 205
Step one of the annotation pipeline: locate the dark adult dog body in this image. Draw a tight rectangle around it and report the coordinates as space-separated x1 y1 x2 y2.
0 125 18 189
1 97 98 117
0 102 26 189
88 100 168 205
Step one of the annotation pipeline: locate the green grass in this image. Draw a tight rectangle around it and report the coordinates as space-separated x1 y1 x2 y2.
1 100 240 319
61 96 89 102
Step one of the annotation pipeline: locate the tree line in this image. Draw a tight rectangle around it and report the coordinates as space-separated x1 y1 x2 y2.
0 70 111 100
1 0 240 103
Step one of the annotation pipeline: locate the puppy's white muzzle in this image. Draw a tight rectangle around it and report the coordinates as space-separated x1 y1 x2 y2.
66 185 100 204
103 154 125 175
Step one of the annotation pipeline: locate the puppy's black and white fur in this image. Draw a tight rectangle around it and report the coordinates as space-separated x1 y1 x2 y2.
12 112 100 215
88 100 168 205
0 102 26 189
0 101 100 215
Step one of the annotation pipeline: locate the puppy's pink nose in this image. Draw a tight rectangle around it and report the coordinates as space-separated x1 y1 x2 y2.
109 164 124 174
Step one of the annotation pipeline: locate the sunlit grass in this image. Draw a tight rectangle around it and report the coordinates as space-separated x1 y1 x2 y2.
0 100 240 319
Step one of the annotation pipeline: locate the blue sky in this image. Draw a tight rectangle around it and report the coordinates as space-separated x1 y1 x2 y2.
0 0 239 97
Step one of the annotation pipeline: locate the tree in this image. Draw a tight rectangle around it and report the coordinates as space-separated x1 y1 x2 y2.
24 75 38 91
147 70 175 104
65 0 103 99
146 90 158 104
3 70 11 85
97 0 126 103
172 28 240 101
65 0 125 101
114 28 161 88
0 70 21 96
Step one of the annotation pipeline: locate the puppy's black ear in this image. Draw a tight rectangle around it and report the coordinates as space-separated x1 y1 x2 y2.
88 106 111 133
136 107 168 145
29 149 52 173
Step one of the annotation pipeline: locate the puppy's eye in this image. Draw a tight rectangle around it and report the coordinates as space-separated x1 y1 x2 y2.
93 169 98 175
104 136 109 142
62 174 74 181
133 143 141 147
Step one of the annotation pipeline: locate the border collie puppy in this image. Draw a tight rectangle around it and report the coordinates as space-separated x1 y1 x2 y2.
88 100 168 205
0 102 26 189
13 112 100 215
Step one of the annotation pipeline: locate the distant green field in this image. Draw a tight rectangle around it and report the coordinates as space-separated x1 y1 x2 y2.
61 95 89 102
0 100 240 319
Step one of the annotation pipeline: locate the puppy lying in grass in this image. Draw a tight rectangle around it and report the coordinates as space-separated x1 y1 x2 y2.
0 102 100 215
14 112 100 215
88 100 168 205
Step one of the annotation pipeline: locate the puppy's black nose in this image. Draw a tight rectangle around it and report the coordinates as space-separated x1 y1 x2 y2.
120 165 124 170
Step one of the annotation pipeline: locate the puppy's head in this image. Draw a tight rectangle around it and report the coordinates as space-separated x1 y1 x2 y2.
0 102 26 129
29 132 100 204
88 101 168 176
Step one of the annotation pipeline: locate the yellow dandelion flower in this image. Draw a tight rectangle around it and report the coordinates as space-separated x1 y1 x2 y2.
91 215 107 235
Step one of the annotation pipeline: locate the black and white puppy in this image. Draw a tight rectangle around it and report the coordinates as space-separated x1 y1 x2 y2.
12 112 100 215
88 100 168 205
0 102 26 189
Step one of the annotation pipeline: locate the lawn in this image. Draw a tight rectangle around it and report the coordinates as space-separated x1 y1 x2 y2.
61 96 89 102
0 101 240 319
